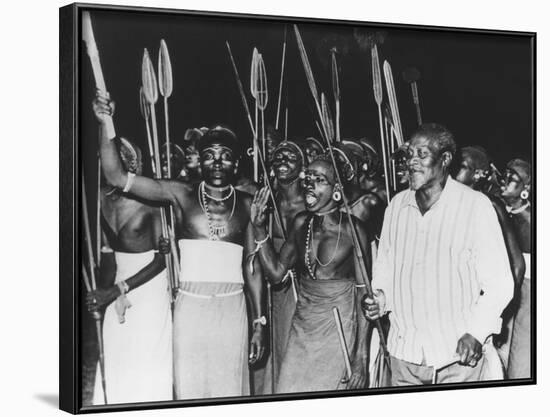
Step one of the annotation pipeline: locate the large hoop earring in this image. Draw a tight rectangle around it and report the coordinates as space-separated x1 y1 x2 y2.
332 190 342 202
520 189 529 201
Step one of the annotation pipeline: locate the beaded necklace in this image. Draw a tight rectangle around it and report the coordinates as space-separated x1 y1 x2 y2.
304 211 343 279
198 181 236 240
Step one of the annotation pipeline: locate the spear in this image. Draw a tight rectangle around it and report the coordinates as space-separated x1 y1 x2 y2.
225 42 285 236
225 42 256 136
371 44 391 202
383 60 404 146
254 52 276 392
82 11 115 140
158 39 180 282
321 92 335 143
142 48 176 300
250 48 260 182
139 87 157 177
294 25 328 142
294 25 389 361
275 27 287 131
402 67 422 126
82 175 108 404
333 307 352 384
96 156 102 264
158 39 173 179
331 49 341 142
256 54 268 160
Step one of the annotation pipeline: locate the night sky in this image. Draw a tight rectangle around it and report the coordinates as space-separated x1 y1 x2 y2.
79 7 534 178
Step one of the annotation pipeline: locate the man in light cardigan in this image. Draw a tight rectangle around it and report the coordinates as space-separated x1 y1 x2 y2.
363 123 513 385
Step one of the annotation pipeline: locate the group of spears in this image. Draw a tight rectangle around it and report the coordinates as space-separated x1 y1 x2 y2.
80 11 532 406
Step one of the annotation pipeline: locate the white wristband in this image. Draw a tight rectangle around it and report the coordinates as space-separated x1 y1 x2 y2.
122 172 136 193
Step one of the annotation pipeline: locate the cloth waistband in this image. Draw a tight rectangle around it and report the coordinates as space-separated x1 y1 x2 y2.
177 288 243 299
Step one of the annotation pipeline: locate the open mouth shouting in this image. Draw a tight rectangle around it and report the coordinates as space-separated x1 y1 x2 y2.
304 190 319 208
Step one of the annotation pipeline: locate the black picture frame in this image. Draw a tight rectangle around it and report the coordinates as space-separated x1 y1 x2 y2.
60 2 536 414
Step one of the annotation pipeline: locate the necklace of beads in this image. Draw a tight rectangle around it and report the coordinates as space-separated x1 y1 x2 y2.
507 201 530 215
198 181 236 240
304 211 343 279
202 182 235 202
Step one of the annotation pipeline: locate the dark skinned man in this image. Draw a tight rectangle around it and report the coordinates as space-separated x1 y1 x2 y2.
93 93 265 400
251 154 370 393
500 159 532 379
363 124 513 385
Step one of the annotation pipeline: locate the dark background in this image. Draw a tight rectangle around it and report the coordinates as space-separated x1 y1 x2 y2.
80 8 534 178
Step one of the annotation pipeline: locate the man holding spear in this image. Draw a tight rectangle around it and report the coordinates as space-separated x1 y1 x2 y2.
250 153 370 392
94 88 265 398
259 139 306 394
86 134 173 404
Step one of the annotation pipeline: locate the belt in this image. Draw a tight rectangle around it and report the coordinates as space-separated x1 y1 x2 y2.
177 288 243 299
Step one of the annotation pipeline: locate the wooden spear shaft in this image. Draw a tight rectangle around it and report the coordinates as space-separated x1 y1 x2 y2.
149 103 176 299
377 105 391 203
81 178 108 404
333 307 352 383
275 32 287 130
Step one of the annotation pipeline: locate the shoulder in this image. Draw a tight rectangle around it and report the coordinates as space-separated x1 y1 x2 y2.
355 192 383 209
449 178 495 217
291 211 310 229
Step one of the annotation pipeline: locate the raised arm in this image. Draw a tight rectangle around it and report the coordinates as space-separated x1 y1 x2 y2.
93 93 181 204
250 187 300 284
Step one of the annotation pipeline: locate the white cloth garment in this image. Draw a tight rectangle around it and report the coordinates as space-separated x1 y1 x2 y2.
93 250 173 405
173 239 249 400
372 178 514 368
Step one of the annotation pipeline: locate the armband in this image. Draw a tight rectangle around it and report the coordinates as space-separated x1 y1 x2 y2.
122 172 136 193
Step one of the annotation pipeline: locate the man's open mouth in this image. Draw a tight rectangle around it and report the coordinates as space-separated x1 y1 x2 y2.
275 164 290 174
305 191 318 207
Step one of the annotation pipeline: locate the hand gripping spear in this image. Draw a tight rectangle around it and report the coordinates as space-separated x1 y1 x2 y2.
383 60 404 147
226 42 284 393
253 51 277 394
371 44 391 203
82 12 115 140
158 39 181 285
141 49 177 301
294 24 389 363
82 175 108 404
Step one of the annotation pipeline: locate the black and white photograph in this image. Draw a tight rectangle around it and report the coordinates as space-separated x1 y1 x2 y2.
59 2 535 413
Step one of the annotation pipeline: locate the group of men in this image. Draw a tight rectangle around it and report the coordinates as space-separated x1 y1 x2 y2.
85 89 532 405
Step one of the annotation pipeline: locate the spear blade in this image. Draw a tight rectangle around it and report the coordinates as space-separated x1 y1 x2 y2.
256 54 268 111
158 39 173 98
331 49 340 104
383 60 404 146
294 25 321 105
294 24 327 141
225 41 256 136
141 48 158 105
250 47 259 99
371 44 383 106
82 11 115 138
331 49 341 142
139 86 150 120
321 92 335 143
